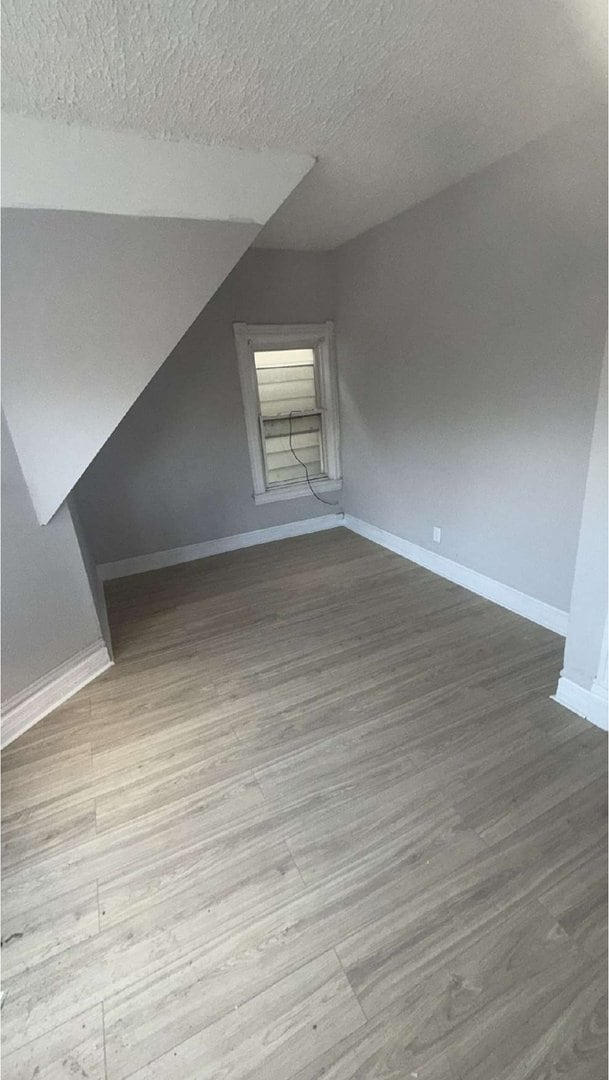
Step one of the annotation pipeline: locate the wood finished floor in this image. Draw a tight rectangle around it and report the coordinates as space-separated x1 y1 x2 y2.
1 528 607 1079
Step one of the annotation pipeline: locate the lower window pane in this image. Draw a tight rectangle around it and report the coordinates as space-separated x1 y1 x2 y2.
262 415 324 486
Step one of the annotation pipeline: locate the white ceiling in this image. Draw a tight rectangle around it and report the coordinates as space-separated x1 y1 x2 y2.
2 0 606 249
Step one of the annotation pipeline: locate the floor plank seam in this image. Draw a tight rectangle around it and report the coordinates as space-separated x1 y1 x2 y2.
279 838 309 891
101 1000 109 1080
331 945 372 1023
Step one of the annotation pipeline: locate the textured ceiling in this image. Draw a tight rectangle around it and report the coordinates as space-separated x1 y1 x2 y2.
2 0 606 249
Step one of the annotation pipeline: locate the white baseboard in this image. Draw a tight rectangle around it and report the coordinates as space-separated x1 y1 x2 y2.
343 514 568 636
552 675 609 731
99 514 345 581
100 512 569 638
1 640 113 748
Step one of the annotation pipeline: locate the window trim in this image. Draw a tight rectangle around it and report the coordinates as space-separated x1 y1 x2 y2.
233 321 342 504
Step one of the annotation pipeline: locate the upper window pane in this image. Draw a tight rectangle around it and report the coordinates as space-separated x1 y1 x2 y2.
254 348 317 417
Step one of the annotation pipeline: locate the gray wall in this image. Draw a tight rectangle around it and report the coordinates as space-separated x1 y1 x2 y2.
1 209 259 524
560 348 607 690
1 414 103 702
74 250 339 564
334 110 607 612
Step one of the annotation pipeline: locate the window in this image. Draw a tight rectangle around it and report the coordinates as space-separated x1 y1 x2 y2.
234 322 341 504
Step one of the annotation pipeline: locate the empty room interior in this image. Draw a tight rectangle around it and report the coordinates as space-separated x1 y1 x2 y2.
1 0 608 1077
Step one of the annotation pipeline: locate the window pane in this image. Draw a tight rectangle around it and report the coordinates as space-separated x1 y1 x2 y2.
254 349 317 417
262 414 324 485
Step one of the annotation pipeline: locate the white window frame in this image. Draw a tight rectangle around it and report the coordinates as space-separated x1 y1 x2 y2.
233 321 342 505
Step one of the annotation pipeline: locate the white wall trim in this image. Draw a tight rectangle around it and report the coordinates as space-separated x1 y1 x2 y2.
343 515 568 635
99 514 344 580
99 513 568 639
1 639 113 748
552 675 608 731
1 114 313 223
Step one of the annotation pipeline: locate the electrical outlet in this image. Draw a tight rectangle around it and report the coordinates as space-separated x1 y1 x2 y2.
433 526 442 543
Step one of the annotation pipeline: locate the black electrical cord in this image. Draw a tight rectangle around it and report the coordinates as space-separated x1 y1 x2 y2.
288 411 340 506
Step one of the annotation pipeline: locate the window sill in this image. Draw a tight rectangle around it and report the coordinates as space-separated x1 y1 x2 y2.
253 478 342 505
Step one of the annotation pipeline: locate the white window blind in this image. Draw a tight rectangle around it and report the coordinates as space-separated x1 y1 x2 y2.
261 414 323 485
254 349 323 486
254 349 317 415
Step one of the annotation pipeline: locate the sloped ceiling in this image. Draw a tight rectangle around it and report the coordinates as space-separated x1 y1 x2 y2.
2 0 606 248
1 211 259 524
1 114 312 224
1 119 313 523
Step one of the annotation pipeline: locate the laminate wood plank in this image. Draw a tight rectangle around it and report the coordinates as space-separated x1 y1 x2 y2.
1 794 97 873
336 786 608 1025
380 776 604 928
2 772 265 917
335 861 524 1022
2 840 302 1056
252 698 588 887
453 723 607 843
254 709 419 809
99 784 471 930
216 619 542 718
87 663 222 753
103 820 487 1079
124 950 366 1080
92 723 245 832
477 776 607 912
397 686 583 775
90 705 234 777
97 828 293 930
289 992 455 1080
1 1006 105 1080
339 887 606 1078
537 842 608 959
1 882 99 979
279 776 482 886
1 743 93 816
379 697 589 825
1 529 606 1079
231 650 562 778
433 914 606 1080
